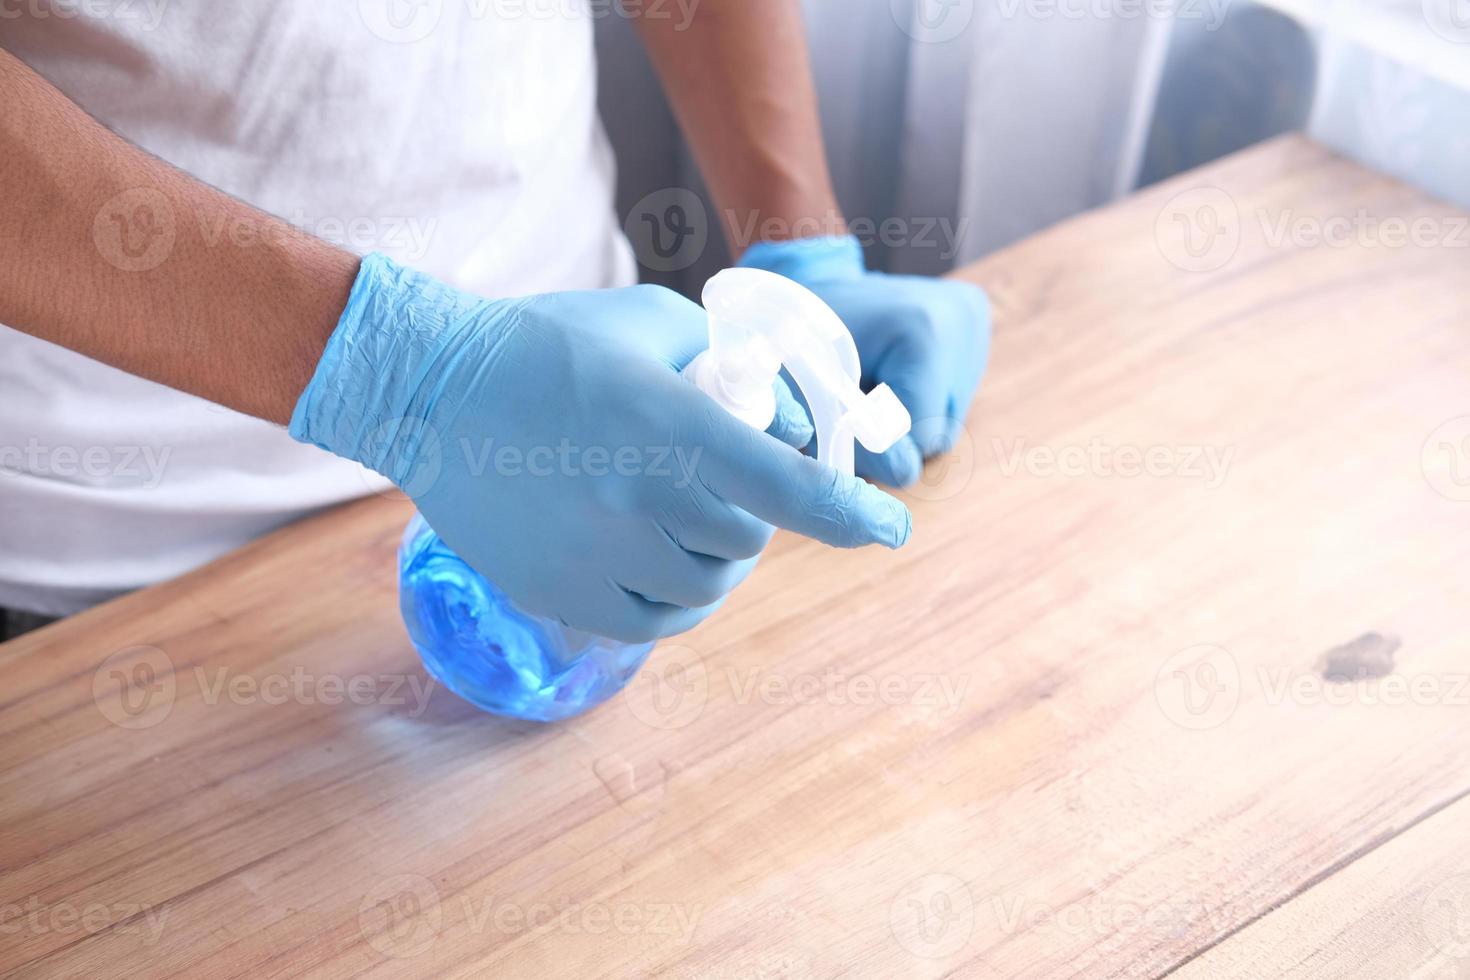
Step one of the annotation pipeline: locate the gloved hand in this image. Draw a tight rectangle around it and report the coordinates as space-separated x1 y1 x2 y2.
739 235 991 488
291 254 911 643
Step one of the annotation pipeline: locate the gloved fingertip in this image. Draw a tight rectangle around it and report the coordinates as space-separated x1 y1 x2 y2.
885 497 914 550
911 414 962 459
886 438 924 488
767 381 816 450
768 408 815 451
854 482 913 550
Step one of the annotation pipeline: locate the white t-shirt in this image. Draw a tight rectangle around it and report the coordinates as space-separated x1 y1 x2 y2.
0 2 635 616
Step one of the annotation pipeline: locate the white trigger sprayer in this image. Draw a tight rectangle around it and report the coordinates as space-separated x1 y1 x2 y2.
685 268 912 475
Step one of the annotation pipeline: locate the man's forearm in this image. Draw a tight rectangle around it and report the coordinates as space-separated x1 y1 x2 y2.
0 49 356 425
631 0 844 255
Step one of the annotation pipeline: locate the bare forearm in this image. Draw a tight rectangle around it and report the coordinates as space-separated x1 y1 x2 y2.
632 0 844 255
0 49 356 425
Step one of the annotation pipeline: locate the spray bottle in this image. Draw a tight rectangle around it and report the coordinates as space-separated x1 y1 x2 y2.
397 268 912 722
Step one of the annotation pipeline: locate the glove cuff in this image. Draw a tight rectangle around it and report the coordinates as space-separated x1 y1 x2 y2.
737 234 866 284
288 252 485 486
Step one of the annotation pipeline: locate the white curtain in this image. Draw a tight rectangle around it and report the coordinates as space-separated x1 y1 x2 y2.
596 0 1470 291
1296 0 1470 208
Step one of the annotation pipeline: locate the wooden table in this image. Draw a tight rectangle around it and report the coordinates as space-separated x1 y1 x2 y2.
5 135 1470 979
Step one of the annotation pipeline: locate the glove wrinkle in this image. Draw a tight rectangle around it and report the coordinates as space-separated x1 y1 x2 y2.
288 252 913 640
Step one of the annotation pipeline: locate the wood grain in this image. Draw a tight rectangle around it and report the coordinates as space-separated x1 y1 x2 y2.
1169 794 1470 978
3 135 1470 979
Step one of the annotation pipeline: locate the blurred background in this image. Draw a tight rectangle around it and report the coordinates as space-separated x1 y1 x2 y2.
599 0 1470 292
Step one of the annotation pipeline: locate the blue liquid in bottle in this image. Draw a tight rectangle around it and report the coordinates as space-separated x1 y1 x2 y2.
397 513 655 722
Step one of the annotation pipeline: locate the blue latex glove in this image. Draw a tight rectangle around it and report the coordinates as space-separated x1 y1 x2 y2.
739 235 991 488
291 254 911 643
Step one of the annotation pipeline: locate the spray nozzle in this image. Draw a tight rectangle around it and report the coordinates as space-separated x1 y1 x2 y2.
684 268 911 476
